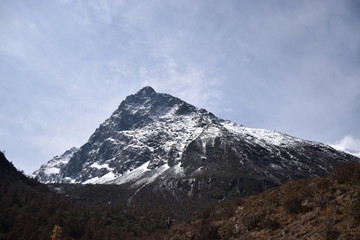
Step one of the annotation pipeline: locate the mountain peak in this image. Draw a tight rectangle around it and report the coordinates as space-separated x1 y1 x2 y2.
34 87 359 193
136 86 156 96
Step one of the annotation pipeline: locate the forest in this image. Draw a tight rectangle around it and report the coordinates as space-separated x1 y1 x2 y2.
0 152 175 240
2 151 360 239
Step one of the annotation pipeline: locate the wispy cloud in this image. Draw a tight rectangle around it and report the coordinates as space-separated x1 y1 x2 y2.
1 0 359 173
330 136 360 158
140 58 222 109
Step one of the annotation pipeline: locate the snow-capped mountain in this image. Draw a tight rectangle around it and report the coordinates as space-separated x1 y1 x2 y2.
33 147 78 183
34 86 359 201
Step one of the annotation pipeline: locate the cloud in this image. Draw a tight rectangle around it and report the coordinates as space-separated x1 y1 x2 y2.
139 58 222 110
330 136 360 158
1 0 360 174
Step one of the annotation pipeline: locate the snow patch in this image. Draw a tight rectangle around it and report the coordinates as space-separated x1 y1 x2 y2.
44 167 60 175
106 162 185 187
90 162 113 170
133 163 170 187
221 121 302 147
63 177 76 184
111 161 151 185
270 163 282 169
83 171 117 184
172 162 185 177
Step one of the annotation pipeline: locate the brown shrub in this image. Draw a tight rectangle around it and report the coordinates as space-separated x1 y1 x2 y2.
323 228 340 240
316 178 331 190
349 195 360 223
258 217 280 230
191 208 221 240
192 222 220 240
282 190 311 214
331 163 360 185
239 210 265 230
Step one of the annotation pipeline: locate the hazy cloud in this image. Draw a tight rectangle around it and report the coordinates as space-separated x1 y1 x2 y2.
330 136 360 158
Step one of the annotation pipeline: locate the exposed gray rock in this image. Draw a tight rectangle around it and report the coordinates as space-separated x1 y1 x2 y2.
34 86 359 202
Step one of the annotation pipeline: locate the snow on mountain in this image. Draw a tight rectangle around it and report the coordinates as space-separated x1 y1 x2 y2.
34 86 359 200
33 147 78 183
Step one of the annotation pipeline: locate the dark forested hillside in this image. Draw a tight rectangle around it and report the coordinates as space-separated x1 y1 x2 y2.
2 151 360 239
0 152 175 240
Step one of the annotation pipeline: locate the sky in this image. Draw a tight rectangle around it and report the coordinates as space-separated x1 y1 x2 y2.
1 0 360 174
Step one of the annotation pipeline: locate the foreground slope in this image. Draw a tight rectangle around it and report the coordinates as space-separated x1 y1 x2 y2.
152 163 360 240
0 152 175 239
34 86 359 203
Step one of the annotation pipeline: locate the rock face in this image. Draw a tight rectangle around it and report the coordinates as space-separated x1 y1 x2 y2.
34 86 359 201
33 147 78 183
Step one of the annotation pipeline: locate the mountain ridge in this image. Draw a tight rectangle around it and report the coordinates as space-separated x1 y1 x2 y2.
34 86 359 203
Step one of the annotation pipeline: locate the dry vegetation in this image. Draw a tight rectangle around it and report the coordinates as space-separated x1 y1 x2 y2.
147 163 360 240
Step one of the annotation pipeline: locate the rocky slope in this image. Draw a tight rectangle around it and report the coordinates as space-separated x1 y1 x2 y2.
32 147 78 183
34 86 359 202
151 163 360 240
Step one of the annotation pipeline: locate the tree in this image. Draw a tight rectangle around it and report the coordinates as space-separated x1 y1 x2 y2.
51 224 62 240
